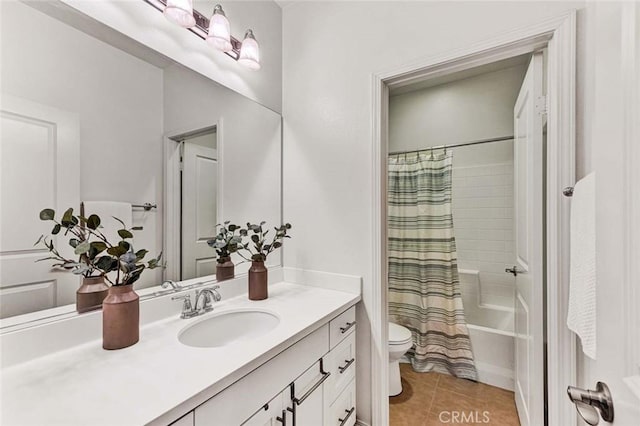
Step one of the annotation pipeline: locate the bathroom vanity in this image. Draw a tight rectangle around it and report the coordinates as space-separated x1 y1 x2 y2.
0 271 360 426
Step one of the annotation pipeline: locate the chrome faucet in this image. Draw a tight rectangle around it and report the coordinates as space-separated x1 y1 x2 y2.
171 286 221 319
194 286 222 314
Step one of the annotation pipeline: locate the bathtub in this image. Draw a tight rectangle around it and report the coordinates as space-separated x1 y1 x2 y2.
459 269 515 391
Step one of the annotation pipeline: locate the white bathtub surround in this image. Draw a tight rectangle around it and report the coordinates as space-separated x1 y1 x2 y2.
459 269 515 391
452 162 515 309
0 277 360 425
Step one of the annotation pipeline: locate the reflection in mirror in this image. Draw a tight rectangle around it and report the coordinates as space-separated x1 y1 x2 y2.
177 128 219 280
0 1 281 324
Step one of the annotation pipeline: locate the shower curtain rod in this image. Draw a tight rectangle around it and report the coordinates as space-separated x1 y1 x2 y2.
388 135 514 156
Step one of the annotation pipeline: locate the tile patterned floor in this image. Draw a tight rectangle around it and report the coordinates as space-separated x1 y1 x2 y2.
389 364 521 426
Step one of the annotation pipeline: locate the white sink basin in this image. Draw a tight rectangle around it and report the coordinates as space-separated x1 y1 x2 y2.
178 309 280 348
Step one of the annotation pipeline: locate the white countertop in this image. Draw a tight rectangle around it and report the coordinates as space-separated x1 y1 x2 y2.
0 282 360 426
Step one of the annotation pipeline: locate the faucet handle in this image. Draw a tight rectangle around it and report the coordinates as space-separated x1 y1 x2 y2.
172 294 195 318
210 286 222 302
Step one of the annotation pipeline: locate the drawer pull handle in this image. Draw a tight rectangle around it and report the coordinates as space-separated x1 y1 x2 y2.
276 409 287 425
338 358 355 374
338 407 355 425
340 321 356 334
293 371 331 406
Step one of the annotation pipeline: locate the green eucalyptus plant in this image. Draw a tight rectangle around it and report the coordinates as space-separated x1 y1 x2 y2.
206 221 245 263
239 222 292 262
35 207 162 286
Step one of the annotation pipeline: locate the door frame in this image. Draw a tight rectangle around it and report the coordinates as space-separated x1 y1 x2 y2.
370 11 577 426
163 119 224 281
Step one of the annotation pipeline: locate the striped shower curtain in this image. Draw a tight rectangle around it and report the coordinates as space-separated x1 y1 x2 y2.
388 150 477 381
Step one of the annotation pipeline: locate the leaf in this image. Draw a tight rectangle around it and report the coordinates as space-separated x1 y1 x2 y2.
251 234 260 243
135 249 148 260
69 238 80 248
74 241 90 255
39 209 55 221
51 224 61 235
61 208 74 226
131 226 143 231
89 241 108 259
118 229 133 239
107 245 127 257
86 214 101 230
95 256 117 271
273 242 282 249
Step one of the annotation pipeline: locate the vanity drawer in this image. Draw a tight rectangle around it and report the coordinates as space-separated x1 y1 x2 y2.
324 331 356 405
328 379 356 426
329 306 356 349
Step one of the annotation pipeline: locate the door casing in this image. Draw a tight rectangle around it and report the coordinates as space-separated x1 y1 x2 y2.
370 11 577 426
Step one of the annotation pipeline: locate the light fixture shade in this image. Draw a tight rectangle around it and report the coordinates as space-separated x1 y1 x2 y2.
238 29 260 70
207 5 232 52
164 0 196 28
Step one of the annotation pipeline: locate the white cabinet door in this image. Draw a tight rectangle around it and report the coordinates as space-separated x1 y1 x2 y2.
242 390 289 426
0 95 80 318
513 52 545 426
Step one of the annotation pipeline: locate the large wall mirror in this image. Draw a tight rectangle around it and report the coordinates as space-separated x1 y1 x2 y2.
0 0 282 323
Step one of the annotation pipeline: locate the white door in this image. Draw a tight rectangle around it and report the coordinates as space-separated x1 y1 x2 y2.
181 142 218 280
572 3 640 425
513 52 545 426
0 95 80 318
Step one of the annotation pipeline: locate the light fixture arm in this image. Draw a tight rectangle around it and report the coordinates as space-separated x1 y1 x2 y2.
144 0 243 60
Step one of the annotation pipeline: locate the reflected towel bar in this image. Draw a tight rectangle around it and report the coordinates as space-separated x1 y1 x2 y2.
133 203 157 211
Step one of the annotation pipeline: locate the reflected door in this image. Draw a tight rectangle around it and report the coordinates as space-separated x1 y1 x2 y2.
513 52 545 426
181 137 218 280
0 95 80 318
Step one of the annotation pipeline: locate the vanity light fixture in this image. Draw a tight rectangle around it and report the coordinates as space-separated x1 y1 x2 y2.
207 4 232 52
144 0 260 70
238 30 261 70
163 0 196 28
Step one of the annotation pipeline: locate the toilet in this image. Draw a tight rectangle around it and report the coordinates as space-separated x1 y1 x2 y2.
388 322 413 396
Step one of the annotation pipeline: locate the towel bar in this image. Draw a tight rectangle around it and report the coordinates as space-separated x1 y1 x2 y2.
132 203 157 211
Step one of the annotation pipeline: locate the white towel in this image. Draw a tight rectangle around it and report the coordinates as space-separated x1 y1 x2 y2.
81 201 133 244
567 172 597 359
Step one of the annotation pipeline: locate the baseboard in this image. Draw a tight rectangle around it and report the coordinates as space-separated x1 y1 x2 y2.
282 267 362 294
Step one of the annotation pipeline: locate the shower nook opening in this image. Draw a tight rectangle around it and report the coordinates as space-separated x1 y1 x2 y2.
370 11 576 426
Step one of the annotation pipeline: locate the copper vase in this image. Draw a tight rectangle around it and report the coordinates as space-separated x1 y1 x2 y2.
102 284 139 350
76 276 109 313
248 260 268 300
216 257 235 282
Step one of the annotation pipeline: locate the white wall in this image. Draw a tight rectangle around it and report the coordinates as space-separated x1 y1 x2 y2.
1 0 165 288
163 63 282 275
282 2 584 423
389 64 527 163
62 0 283 113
